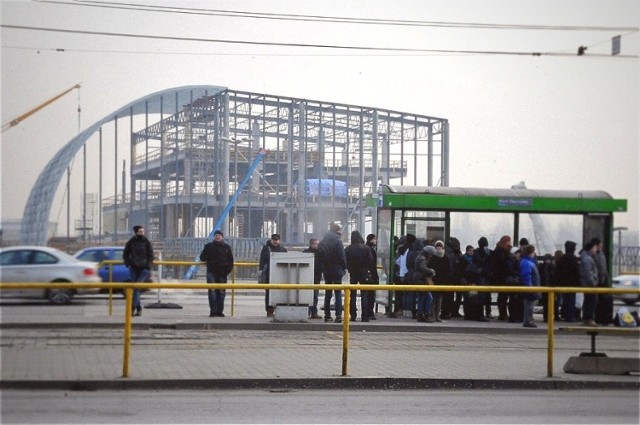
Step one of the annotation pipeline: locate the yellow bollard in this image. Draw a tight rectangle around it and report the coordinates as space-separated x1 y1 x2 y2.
122 287 133 378
108 263 114 316
342 287 350 376
547 291 555 377
231 267 236 317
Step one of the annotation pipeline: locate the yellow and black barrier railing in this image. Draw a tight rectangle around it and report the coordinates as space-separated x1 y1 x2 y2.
0 279 638 379
99 260 260 316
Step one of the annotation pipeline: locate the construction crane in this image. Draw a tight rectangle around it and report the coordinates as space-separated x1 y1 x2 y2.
1 83 81 133
185 148 269 279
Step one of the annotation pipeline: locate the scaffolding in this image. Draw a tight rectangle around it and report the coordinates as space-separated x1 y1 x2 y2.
100 89 449 255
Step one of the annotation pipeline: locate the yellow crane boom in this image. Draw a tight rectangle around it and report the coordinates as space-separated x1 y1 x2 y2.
1 83 81 133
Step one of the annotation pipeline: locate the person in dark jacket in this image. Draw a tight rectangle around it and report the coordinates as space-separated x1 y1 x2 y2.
472 236 493 319
345 230 375 322
489 235 513 321
442 237 464 319
556 241 580 322
303 238 323 319
319 223 347 323
428 240 451 322
123 225 154 317
364 234 379 320
199 230 234 317
259 234 287 317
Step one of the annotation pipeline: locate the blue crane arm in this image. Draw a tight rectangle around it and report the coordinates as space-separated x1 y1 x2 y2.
207 148 267 238
185 148 268 279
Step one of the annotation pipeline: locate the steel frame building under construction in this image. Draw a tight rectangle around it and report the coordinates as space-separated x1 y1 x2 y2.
22 86 449 259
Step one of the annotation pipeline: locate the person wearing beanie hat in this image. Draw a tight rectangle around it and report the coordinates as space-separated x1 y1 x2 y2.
123 225 154 317
200 229 234 317
519 238 529 247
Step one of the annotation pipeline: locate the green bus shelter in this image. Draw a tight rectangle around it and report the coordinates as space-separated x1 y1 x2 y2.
374 185 627 309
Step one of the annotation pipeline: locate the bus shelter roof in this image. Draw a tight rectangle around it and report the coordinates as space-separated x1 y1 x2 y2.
379 185 627 214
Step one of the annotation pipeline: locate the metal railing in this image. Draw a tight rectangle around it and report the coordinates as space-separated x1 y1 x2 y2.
1 275 638 379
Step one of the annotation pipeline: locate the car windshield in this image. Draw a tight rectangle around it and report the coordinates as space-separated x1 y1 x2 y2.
75 248 124 263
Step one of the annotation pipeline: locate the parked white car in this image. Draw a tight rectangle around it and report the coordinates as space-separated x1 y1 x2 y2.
0 246 102 304
612 274 640 306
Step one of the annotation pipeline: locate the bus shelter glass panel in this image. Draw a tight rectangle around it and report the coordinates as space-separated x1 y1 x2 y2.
376 208 392 310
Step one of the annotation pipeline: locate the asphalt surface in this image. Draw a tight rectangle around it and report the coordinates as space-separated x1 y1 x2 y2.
1 289 639 391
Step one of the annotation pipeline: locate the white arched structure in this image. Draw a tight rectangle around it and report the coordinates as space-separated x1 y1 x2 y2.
20 85 226 245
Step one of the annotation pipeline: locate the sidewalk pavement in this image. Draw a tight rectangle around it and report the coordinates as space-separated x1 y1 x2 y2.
1 291 639 391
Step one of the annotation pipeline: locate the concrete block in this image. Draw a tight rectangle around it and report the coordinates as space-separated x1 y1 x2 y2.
274 305 309 323
563 356 640 375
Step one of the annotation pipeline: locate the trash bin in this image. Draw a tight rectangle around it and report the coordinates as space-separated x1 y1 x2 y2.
269 252 314 322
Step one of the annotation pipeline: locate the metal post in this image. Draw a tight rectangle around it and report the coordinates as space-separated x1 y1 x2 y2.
547 291 555 377
108 263 114 316
342 287 351 376
231 266 236 317
122 287 133 378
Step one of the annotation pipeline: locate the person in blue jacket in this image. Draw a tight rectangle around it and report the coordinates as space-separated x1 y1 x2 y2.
520 244 541 328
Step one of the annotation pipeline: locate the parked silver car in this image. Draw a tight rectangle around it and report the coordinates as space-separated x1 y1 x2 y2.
612 274 640 306
0 246 102 304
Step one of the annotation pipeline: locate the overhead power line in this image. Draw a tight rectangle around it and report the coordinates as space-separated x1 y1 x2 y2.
2 25 638 58
36 0 640 33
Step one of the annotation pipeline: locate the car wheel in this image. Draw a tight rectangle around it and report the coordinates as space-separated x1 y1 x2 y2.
47 287 74 304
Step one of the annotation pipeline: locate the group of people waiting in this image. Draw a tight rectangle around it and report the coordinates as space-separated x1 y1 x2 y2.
259 223 378 323
390 233 610 328
120 223 610 328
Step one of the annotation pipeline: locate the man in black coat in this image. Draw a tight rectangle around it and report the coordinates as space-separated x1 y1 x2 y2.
123 225 154 317
200 230 234 317
319 223 347 323
556 241 580 322
345 230 375 322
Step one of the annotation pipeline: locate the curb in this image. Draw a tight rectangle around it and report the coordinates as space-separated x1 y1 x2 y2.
0 321 554 335
2 378 638 391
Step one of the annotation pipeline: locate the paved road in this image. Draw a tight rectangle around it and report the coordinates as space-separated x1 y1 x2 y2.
1 290 639 390
3 389 639 424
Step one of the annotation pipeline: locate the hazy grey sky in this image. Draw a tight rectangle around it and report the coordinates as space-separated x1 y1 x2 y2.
1 0 638 241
